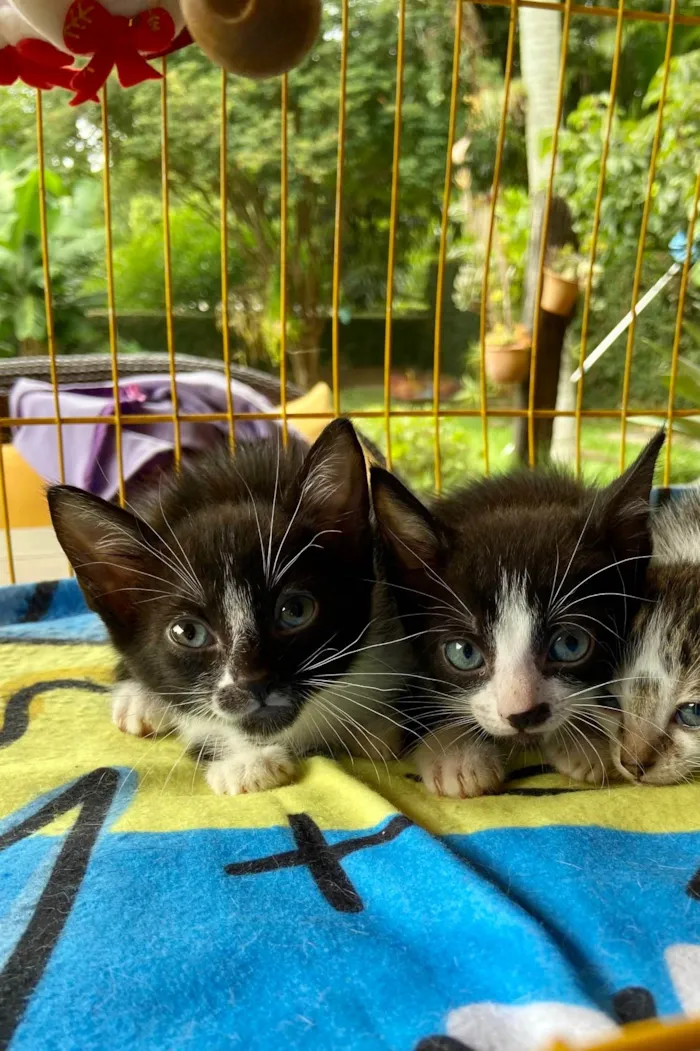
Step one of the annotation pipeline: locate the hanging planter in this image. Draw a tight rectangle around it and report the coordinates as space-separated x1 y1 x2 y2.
541 270 579 317
541 245 589 318
484 323 531 385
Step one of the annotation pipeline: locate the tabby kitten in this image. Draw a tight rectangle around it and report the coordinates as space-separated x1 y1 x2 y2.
371 431 665 798
48 419 404 795
615 491 700 785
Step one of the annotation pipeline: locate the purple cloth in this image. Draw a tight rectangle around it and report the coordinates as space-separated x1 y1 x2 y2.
10 370 290 500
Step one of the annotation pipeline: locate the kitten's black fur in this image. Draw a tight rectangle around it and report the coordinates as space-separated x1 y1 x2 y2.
48 419 403 795
371 431 665 797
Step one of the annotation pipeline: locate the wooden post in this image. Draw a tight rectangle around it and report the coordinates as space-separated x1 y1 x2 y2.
515 193 577 465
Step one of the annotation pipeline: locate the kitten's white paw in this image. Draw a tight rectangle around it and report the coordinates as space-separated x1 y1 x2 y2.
418 748 504 799
205 747 296 795
546 738 611 785
112 681 170 738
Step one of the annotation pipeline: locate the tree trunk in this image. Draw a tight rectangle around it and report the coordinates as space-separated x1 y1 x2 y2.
289 316 323 390
551 334 577 464
515 194 577 465
518 0 562 193
517 0 572 464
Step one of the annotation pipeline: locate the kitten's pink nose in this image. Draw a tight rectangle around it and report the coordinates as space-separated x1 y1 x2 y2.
496 667 548 731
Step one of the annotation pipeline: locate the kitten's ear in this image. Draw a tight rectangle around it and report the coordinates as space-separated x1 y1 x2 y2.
295 418 370 534
48 485 163 631
371 467 444 569
597 429 665 551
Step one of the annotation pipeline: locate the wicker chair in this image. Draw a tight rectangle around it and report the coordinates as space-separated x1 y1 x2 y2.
0 354 301 420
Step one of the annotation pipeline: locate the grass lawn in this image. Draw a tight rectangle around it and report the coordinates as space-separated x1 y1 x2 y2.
339 385 700 495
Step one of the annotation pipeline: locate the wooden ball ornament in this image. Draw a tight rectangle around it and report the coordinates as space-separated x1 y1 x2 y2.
180 0 322 79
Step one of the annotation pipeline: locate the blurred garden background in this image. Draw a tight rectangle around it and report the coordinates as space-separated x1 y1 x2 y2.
1 0 699 492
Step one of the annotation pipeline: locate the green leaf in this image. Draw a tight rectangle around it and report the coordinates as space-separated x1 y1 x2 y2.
13 295 45 342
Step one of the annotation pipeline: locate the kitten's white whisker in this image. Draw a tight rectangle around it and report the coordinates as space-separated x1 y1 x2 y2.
227 459 269 583
306 707 352 768
384 530 473 619
303 627 442 674
76 559 196 596
552 611 624 643
308 681 419 739
270 484 307 586
317 692 396 770
314 698 382 782
156 476 205 600
161 740 194 793
548 544 561 618
363 578 467 622
551 555 652 617
266 434 282 583
555 590 649 619
549 495 599 613
575 702 668 736
190 735 211 791
95 520 203 602
272 529 342 587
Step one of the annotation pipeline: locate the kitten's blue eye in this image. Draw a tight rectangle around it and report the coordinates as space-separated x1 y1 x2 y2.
275 592 317 633
169 618 214 649
443 639 484 672
675 703 700 729
547 628 591 664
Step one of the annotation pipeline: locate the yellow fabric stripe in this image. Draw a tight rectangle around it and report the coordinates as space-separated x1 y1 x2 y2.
2 643 700 836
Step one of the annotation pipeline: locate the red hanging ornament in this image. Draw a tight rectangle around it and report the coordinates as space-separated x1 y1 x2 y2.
62 0 176 106
0 37 77 89
0 2 79 91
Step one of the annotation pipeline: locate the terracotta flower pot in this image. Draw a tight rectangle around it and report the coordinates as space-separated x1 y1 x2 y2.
485 334 531 385
541 270 579 317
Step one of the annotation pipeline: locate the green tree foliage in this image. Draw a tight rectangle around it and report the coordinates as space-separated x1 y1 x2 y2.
0 0 697 404
0 158 103 355
84 0 481 383
555 49 700 407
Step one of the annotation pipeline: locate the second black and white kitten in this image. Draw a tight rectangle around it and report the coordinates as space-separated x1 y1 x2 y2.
615 490 700 785
49 420 405 795
371 432 665 797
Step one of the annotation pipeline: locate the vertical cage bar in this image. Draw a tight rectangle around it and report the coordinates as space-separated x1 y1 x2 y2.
664 169 700 486
36 91 66 489
432 0 463 493
574 0 625 478
478 0 519 477
0 442 13 584
279 74 289 443
101 86 126 507
220 70 236 451
618 0 677 472
161 57 182 466
383 0 406 470
526 0 573 467
331 0 349 419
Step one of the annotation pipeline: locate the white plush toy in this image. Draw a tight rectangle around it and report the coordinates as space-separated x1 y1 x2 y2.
0 0 76 90
6 0 184 103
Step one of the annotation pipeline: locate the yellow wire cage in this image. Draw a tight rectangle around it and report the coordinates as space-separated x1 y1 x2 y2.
1 8 700 1048
0 0 699 590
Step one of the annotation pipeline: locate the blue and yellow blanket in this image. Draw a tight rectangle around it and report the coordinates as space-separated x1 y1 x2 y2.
1 580 699 1051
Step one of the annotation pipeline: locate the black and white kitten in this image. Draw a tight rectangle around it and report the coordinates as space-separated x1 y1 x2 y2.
48 419 405 795
370 431 665 797
615 490 700 785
